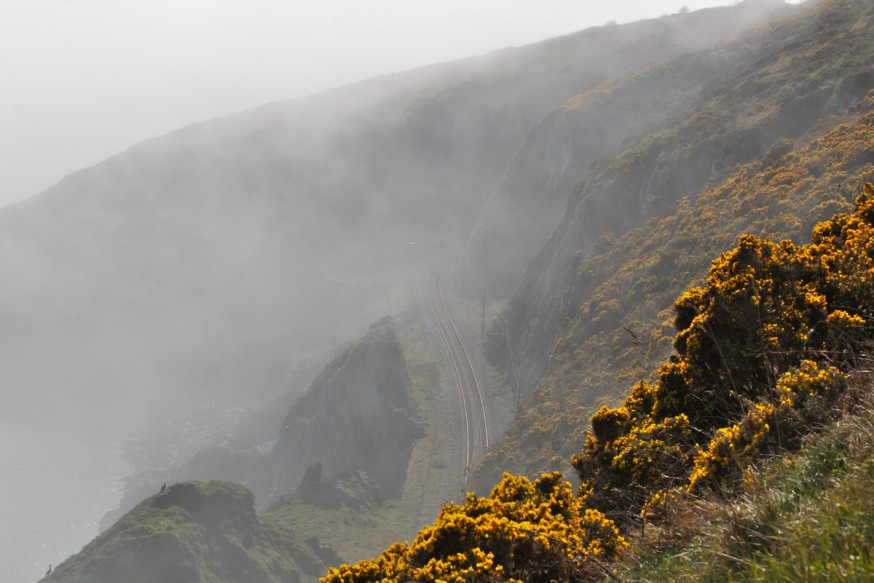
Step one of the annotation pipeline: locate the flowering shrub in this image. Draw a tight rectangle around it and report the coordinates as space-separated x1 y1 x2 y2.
575 184 874 517
325 184 874 581
686 401 777 493
686 360 848 492
775 359 847 409
321 472 625 583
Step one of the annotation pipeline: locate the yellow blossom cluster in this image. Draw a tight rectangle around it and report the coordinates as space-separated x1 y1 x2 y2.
610 414 692 484
324 183 874 581
321 472 625 583
640 488 684 519
776 359 846 408
686 401 776 492
575 184 874 517
687 360 845 491
826 308 867 329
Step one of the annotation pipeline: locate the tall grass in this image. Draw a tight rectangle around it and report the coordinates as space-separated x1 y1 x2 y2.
619 380 874 582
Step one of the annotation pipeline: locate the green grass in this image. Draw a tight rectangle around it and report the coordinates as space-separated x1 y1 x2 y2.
618 386 874 582
47 481 323 583
262 490 409 565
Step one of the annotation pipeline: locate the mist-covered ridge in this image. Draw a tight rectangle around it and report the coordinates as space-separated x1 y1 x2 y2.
8 1 858 581
0 0 793 438
478 0 874 485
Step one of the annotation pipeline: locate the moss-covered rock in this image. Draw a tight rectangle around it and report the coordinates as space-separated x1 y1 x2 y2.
43 481 325 583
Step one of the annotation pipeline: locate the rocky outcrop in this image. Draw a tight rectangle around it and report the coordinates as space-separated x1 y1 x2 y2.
44 481 325 583
257 317 423 504
297 463 386 511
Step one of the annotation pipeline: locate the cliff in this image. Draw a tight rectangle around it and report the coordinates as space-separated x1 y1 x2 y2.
258 317 423 503
478 0 874 485
467 0 796 296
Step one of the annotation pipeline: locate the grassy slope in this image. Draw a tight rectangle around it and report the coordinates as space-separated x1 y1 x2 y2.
477 0 874 488
620 375 874 581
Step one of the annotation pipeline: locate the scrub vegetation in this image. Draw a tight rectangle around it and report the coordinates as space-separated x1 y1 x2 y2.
24 1 874 582
326 184 874 581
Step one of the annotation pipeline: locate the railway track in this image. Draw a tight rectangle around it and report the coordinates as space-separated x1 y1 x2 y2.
427 267 490 485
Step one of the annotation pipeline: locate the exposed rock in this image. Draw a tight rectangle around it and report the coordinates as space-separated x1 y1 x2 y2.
298 464 386 511
257 317 424 505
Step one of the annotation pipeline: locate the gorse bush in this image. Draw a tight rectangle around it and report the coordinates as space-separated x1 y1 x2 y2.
620 395 874 581
575 183 874 517
323 185 874 581
685 359 848 494
321 472 625 582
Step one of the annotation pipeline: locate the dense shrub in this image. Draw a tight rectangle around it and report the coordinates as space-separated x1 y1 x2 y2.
575 184 874 517
321 472 625 582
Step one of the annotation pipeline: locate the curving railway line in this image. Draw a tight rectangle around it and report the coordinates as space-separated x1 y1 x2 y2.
427 267 490 485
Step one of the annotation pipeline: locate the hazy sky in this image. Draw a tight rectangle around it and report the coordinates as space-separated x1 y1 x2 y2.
0 0 754 208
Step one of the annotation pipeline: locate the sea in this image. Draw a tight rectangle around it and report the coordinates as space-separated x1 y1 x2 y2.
0 421 130 583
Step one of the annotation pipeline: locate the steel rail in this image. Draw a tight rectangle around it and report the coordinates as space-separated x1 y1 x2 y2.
428 269 472 471
427 267 491 483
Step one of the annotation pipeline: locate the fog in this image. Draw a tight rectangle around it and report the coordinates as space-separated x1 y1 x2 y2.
0 1 798 582
0 0 737 208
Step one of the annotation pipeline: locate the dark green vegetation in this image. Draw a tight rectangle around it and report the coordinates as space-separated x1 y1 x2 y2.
41 481 326 583
262 479 410 570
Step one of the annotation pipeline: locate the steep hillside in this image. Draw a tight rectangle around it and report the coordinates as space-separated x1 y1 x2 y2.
467 0 798 295
42 481 326 583
478 0 874 486
10 3 841 580
0 1 792 445
326 180 874 582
